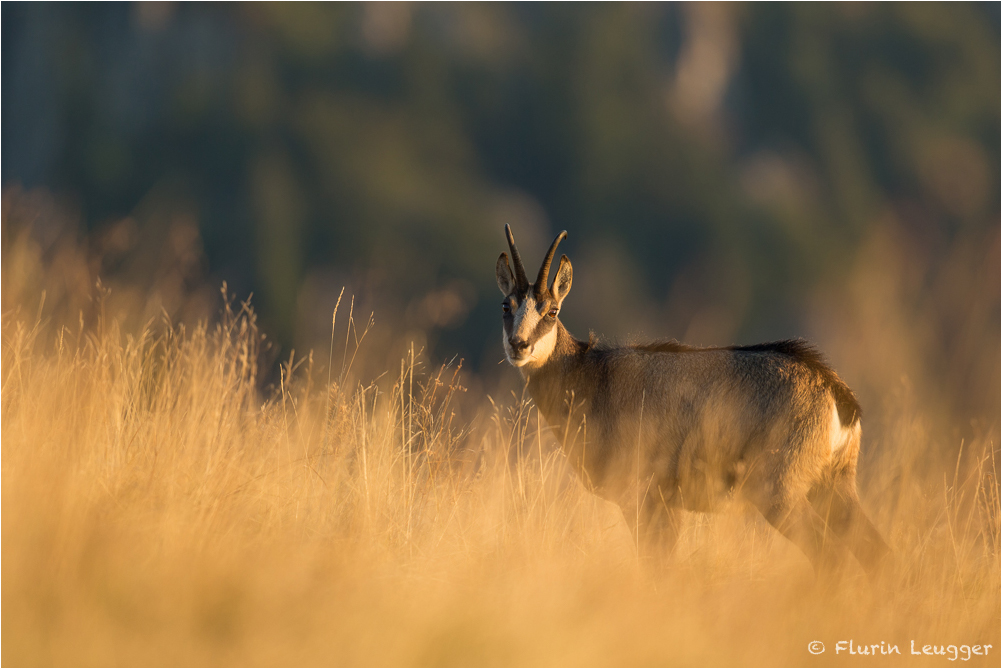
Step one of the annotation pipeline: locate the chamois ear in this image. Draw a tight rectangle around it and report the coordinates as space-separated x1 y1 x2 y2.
496 252 516 295
550 254 572 304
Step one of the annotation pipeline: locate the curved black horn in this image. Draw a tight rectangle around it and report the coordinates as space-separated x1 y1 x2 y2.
505 224 529 291
536 230 567 298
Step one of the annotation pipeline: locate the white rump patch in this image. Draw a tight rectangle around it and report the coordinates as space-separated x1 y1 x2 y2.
829 401 857 456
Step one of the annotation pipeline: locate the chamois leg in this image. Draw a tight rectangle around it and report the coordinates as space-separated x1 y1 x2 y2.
809 484 891 579
752 493 851 580
621 490 681 570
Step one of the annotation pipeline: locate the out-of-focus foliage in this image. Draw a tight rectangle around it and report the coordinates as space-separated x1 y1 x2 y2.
2 3 999 428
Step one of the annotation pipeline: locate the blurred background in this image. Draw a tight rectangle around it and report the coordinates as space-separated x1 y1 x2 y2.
2 2 999 446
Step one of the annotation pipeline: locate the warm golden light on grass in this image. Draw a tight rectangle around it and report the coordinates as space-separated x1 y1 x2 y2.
2 243 999 667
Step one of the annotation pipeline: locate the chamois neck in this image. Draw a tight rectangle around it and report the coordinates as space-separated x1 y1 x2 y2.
519 321 592 439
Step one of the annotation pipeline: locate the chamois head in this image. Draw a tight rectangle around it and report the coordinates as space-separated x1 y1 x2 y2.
496 225 572 368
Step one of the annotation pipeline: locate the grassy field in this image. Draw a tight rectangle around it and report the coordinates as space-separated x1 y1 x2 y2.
1 201 998 667
2 282 998 667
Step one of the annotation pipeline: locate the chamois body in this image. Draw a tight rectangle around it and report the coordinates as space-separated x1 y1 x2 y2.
496 226 890 577
527 326 856 512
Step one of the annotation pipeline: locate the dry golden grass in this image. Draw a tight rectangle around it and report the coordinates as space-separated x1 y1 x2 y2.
2 291 998 667
1 212 998 666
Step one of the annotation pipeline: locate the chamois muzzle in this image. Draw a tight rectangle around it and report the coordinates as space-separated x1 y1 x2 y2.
508 336 530 353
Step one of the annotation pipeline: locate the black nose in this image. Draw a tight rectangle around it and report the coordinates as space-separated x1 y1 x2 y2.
509 337 529 352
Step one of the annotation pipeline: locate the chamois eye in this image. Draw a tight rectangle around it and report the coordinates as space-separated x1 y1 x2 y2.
548 308 558 318
502 303 511 313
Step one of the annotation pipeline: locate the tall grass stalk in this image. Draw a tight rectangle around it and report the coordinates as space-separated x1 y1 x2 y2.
2 294 998 666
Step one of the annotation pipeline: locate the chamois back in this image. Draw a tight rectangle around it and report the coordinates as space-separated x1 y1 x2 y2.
632 337 861 426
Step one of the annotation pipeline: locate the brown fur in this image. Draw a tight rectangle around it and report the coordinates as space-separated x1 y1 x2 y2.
633 338 861 426
497 228 891 579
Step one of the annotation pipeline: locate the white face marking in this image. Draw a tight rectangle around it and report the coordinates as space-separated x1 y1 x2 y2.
523 326 557 368
503 294 558 369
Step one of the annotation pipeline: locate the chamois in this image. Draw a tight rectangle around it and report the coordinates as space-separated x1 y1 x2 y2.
496 225 890 577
